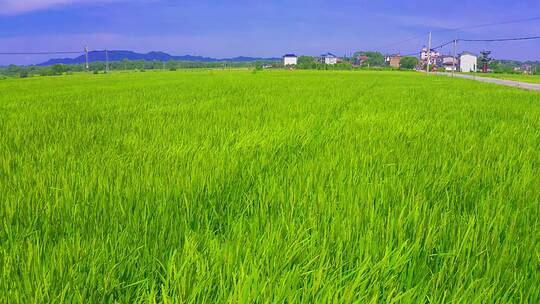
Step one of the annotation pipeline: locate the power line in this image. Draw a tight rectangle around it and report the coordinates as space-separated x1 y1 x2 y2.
375 16 540 54
0 51 83 55
435 16 540 33
459 36 540 42
401 51 422 57
392 40 455 57
374 34 426 50
432 40 455 50
427 35 540 51
383 34 540 58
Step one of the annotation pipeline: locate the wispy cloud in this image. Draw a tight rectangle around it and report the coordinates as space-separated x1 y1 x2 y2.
378 12 540 34
0 0 126 15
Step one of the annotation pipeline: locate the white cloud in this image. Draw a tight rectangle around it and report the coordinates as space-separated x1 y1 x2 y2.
0 0 124 15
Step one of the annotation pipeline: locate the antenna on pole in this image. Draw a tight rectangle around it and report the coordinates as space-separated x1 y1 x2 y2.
452 39 457 77
427 31 432 73
85 46 89 71
105 49 109 73
480 51 491 73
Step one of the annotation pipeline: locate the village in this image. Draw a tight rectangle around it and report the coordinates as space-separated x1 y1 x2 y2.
282 48 535 74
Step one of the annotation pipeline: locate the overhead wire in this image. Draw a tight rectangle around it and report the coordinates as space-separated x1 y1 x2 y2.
376 16 540 56
459 36 540 42
434 16 540 33
0 51 84 55
1 18 540 61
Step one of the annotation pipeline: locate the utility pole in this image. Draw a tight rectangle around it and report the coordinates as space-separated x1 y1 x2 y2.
452 39 457 77
85 46 89 71
427 31 432 73
105 49 109 73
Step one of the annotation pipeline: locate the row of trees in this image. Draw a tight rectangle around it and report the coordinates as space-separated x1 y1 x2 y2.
0 59 276 78
3 52 539 79
0 63 68 77
15 52 540 78
294 52 418 70
0 50 424 79
350 52 540 73
480 59 539 74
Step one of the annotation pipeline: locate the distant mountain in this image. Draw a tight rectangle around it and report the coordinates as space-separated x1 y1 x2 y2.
37 50 280 66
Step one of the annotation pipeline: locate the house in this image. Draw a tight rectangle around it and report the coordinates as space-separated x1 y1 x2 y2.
521 64 533 75
442 55 458 72
460 52 477 73
283 54 298 66
320 53 339 65
386 54 401 68
353 55 369 67
358 55 369 64
420 47 440 67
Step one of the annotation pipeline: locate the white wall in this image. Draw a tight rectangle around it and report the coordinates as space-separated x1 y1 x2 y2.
325 57 338 65
460 54 477 73
283 57 297 66
442 57 457 65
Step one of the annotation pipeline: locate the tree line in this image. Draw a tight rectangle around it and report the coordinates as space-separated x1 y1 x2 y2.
0 51 419 79
0 59 277 78
2 53 537 79
293 52 418 70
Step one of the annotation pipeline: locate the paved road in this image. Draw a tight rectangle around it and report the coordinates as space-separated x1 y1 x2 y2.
437 73 540 92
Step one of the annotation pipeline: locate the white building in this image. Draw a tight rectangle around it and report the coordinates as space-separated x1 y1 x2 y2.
421 47 440 66
442 56 458 72
320 53 339 65
283 54 298 66
460 52 477 73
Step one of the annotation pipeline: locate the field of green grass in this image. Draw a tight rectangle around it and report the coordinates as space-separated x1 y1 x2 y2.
1 70 539 303
478 73 540 84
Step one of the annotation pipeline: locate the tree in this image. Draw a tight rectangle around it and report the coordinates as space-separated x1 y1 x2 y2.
6 64 20 76
297 56 316 69
333 62 353 70
19 70 29 78
51 64 65 75
166 60 177 70
400 56 419 70
354 51 385 67
298 56 314 65
121 58 131 70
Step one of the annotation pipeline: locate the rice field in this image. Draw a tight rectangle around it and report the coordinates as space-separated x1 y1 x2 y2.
1 70 539 303
478 73 540 84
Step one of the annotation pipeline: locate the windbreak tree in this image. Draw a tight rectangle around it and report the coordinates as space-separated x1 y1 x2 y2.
166 60 177 70
51 64 65 75
6 64 21 76
400 56 419 70
354 51 385 67
297 56 316 69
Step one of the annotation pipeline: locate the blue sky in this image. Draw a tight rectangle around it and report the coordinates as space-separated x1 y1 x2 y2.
1 0 539 65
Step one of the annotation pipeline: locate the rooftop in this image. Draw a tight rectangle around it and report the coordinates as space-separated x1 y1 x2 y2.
320 53 338 58
460 51 478 57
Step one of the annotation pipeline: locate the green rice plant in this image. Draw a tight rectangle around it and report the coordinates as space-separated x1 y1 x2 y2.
474 73 540 84
0 70 539 303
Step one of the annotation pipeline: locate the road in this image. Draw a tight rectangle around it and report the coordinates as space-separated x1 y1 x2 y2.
436 73 540 92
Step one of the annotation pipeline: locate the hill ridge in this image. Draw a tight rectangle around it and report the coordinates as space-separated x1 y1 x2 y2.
38 50 280 66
